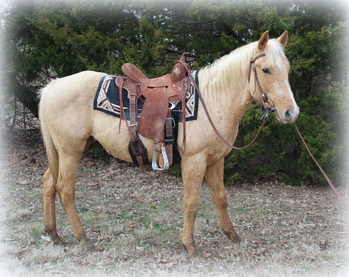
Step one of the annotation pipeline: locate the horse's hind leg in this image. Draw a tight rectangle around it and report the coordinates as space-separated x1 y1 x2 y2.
56 150 95 251
205 157 241 243
43 168 63 245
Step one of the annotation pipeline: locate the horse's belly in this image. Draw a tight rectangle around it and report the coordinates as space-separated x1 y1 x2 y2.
92 111 154 163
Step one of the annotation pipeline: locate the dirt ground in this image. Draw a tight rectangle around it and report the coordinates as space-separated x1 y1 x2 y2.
0 129 348 277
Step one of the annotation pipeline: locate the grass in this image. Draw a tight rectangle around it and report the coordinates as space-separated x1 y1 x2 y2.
1 136 349 277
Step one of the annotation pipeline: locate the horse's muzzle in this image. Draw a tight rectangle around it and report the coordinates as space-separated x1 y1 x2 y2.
276 107 299 124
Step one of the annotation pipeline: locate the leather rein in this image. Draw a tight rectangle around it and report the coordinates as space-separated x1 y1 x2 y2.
179 55 349 209
178 53 272 150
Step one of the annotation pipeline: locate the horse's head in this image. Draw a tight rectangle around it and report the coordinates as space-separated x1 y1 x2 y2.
249 30 299 124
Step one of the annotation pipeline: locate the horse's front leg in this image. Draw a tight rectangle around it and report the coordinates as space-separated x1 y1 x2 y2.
181 156 207 257
205 157 241 243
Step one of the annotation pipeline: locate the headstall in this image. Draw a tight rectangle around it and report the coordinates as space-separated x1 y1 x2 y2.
249 53 275 113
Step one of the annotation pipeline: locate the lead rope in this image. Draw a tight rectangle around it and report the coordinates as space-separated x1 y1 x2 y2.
191 71 270 150
178 57 348 208
294 123 349 209
177 60 270 150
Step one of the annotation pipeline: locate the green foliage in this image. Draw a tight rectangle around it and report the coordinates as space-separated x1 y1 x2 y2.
225 82 347 186
121 17 169 77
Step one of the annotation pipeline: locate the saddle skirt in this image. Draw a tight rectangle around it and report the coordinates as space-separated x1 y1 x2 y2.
93 72 199 122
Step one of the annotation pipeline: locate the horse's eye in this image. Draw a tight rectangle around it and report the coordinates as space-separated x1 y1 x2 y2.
262 68 271 74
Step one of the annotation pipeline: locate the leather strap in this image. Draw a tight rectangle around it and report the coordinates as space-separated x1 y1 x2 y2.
177 58 269 150
117 77 128 133
248 53 273 108
128 83 141 141
165 109 174 165
248 54 266 82
179 77 189 147
117 77 146 172
294 122 349 209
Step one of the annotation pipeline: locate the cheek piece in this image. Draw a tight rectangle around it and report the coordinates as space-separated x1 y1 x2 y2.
248 54 275 119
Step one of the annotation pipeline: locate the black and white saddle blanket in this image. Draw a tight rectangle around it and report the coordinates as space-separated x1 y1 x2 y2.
93 71 199 122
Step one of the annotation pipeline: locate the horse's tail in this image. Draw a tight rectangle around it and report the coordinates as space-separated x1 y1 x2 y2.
39 83 59 185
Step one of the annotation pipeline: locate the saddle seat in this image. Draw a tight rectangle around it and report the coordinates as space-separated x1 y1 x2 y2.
117 53 191 172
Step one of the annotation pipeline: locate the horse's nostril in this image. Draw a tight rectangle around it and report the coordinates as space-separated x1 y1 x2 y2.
285 110 292 121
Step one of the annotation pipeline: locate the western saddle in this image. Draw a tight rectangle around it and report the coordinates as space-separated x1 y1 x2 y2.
116 53 192 172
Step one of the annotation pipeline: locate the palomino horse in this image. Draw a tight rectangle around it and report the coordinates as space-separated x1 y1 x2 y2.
39 31 299 256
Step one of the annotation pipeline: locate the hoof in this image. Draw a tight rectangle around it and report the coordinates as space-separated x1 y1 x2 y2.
225 230 241 243
45 226 64 245
183 243 196 258
50 236 64 245
230 233 241 243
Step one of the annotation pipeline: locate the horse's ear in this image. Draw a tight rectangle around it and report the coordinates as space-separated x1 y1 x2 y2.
258 31 269 50
276 30 288 48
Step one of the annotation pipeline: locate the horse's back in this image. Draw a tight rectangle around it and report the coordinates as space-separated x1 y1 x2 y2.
39 71 106 150
40 71 105 103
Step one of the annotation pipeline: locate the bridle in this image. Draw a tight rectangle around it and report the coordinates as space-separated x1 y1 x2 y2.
248 53 275 113
178 55 349 208
177 53 273 150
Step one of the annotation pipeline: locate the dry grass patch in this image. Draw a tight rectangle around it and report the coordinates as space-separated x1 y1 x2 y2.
1 130 348 276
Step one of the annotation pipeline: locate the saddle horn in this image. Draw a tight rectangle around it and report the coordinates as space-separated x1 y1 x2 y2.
171 52 190 82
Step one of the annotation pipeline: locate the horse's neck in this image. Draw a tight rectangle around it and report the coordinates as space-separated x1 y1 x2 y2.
198 65 253 129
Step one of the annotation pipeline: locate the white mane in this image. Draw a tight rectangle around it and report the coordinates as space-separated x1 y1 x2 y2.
198 39 289 105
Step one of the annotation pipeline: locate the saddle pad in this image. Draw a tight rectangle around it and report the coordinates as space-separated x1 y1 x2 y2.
93 71 199 121
93 75 142 119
